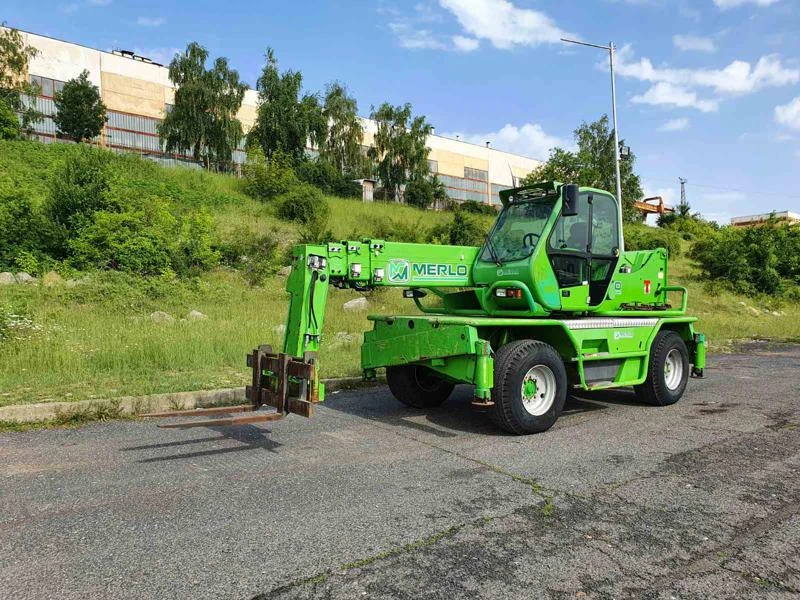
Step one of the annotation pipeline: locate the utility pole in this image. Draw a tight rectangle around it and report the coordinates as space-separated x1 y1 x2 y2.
679 177 688 213
561 38 623 206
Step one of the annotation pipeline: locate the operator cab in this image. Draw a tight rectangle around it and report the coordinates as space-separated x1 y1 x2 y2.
477 182 621 310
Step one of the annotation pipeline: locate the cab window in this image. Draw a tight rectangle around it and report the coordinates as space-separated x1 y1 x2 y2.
548 194 590 253
590 194 619 256
547 193 591 287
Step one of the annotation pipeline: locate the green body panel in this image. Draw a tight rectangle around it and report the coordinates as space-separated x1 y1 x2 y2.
362 314 701 391
275 182 704 405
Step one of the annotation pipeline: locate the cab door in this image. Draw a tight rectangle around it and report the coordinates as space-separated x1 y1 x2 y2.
587 193 621 306
546 193 591 311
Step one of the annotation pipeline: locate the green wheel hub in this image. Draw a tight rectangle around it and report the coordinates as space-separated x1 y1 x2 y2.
522 378 538 400
520 364 557 417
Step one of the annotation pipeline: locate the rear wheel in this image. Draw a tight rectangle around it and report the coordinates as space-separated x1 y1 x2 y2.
491 340 567 435
635 330 690 406
386 365 455 409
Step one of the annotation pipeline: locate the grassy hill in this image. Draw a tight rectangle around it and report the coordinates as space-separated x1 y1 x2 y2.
0 141 798 408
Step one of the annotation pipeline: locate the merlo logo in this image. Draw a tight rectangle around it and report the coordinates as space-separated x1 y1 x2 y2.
387 259 410 284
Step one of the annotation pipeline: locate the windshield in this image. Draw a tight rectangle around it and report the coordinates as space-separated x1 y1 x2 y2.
480 198 557 264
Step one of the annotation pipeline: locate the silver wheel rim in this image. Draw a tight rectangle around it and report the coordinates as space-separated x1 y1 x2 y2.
664 349 684 391
520 365 557 416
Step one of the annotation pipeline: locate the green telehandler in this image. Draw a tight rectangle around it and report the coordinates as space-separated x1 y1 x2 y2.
147 182 706 434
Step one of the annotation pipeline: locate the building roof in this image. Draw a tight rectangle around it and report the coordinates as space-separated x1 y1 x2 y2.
731 211 800 225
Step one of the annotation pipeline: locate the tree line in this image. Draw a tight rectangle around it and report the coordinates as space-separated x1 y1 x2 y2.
158 41 441 206
0 27 443 206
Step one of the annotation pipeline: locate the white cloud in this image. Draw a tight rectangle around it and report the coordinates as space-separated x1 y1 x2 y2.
389 23 445 50
136 16 166 27
713 0 779 8
632 82 719 112
775 97 800 130
616 46 799 96
452 35 479 52
673 34 716 53
441 122 569 160
437 0 573 49
658 117 690 131
389 22 480 52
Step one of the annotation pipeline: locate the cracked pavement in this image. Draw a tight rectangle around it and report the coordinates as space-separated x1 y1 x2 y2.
1 343 799 599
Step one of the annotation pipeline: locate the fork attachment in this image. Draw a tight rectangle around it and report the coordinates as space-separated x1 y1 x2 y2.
245 345 322 418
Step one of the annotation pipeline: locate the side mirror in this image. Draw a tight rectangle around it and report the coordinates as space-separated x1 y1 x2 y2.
562 184 579 217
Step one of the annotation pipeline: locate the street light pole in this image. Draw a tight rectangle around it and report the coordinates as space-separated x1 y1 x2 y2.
561 38 623 206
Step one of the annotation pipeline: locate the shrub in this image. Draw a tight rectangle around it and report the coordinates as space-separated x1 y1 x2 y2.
0 97 20 140
369 217 430 243
455 201 498 216
428 211 485 247
176 209 219 273
0 192 57 270
218 226 280 285
276 183 330 225
296 158 361 198
690 222 800 296
68 207 176 275
45 145 116 232
659 214 719 240
624 224 682 258
243 147 298 200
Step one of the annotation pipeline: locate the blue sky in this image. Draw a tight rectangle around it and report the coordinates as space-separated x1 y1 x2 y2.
5 0 800 223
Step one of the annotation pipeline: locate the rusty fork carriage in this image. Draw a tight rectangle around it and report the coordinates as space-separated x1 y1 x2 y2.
142 345 320 428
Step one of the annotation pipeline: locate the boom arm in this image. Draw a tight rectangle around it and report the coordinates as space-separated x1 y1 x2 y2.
284 239 479 359
242 239 479 419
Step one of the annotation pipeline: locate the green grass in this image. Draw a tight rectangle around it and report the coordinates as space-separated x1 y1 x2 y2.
0 270 411 407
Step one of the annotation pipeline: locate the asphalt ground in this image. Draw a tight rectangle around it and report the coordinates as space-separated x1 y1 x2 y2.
1 343 799 600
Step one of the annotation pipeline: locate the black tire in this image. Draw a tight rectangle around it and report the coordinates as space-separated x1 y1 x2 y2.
386 365 455 409
635 330 690 406
490 340 567 435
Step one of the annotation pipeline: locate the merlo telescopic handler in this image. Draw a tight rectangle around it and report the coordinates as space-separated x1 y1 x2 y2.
147 182 705 434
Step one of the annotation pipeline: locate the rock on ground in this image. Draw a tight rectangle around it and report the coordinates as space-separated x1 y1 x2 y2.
278 266 292 277
0 272 15 285
186 310 207 321
150 311 175 324
15 272 36 284
343 297 368 312
331 331 356 347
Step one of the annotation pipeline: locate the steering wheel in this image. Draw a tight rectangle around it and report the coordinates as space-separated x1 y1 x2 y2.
522 232 540 248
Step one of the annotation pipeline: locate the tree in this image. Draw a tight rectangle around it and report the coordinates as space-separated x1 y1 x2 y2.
0 95 19 139
368 102 432 202
0 24 42 134
321 81 364 174
404 175 447 209
248 48 325 163
523 115 643 223
53 70 107 142
158 42 246 171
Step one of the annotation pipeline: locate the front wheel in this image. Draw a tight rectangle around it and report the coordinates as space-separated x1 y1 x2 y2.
490 340 567 435
635 330 690 406
386 365 455 409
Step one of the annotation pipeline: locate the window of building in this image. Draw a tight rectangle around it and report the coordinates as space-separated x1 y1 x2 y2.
427 159 438 173
464 166 488 181
29 74 64 98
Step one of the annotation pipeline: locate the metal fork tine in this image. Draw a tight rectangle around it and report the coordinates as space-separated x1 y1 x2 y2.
157 412 284 429
141 404 256 418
